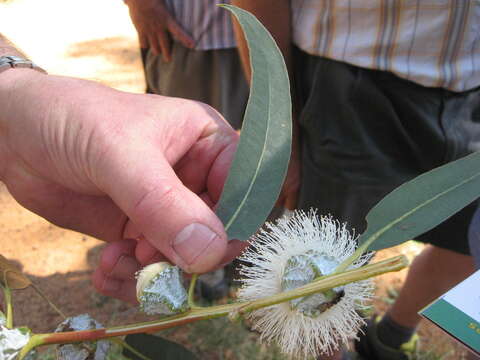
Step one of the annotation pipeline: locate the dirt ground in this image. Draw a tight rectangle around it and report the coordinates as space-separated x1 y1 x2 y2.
0 0 473 359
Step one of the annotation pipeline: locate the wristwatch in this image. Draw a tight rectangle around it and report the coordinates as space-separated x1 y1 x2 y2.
0 55 47 75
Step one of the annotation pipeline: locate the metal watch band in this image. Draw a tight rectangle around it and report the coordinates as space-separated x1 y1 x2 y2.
0 55 47 75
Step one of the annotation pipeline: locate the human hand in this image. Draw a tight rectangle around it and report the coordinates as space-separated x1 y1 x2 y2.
125 0 194 62
93 235 241 304
0 69 244 302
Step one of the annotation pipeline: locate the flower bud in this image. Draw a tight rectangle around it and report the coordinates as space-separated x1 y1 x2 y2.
0 326 31 360
136 262 189 316
0 312 5 327
55 314 110 360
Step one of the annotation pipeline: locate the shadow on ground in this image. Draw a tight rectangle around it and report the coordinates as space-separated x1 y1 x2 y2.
4 245 148 334
65 36 145 91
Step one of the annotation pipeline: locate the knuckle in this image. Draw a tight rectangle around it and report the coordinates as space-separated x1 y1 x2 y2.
130 184 179 222
99 245 119 273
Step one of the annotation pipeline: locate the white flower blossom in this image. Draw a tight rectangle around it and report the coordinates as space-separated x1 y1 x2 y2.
238 210 373 358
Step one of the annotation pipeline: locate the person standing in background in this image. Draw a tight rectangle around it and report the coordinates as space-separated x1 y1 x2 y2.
124 0 248 130
231 1 480 359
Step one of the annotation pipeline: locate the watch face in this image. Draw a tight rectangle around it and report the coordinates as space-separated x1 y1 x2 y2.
0 55 46 74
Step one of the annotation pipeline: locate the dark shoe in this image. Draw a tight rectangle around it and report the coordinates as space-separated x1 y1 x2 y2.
354 315 418 360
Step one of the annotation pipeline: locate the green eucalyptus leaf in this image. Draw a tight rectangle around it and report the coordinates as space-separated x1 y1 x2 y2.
358 151 480 251
215 5 292 240
123 334 197 360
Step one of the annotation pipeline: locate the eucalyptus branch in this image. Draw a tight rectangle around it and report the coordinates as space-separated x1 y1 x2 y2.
17 333 45 359
188 274 199 309
2 285 13 328
18 255 408 359
333 241 371 274
333 233 413 274
3 271 14 328
235 254 408 315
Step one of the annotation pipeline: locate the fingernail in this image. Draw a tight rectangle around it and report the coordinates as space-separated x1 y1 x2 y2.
102 278 121 293
173 223 218 266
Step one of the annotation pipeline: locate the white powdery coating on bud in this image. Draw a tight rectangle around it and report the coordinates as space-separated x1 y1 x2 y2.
0 312 5 327
238 210 374 358
0 326 30 360
135 262 189 316
55 314 110 360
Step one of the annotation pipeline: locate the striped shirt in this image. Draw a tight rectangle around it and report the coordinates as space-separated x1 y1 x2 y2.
164 0 236 50
291 0 480 92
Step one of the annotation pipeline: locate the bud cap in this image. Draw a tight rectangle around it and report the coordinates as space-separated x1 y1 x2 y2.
136 262 189 316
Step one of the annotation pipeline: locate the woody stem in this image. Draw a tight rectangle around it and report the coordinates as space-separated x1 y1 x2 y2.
18 255 408 359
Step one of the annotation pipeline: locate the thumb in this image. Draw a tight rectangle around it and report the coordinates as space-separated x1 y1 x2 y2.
99 154 228 274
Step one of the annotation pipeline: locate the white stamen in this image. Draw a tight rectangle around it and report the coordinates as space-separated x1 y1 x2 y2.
238 210 373 358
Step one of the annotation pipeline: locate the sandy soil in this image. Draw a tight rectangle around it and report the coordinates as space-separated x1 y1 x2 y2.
0 1 473 359
0 0 152 337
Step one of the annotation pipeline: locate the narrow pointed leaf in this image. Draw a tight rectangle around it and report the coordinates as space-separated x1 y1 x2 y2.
215 5 292 240
123 334 197 360
358 152 480 251
0 254 31 290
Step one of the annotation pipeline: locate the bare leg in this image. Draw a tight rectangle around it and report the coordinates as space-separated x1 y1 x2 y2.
320 245 474 359
388 245 475 328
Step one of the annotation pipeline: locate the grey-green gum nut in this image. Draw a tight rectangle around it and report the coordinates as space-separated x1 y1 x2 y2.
0 311 5 327
0 326 31 360
136 262 189 316
282 251 343 317
55 314 110 360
